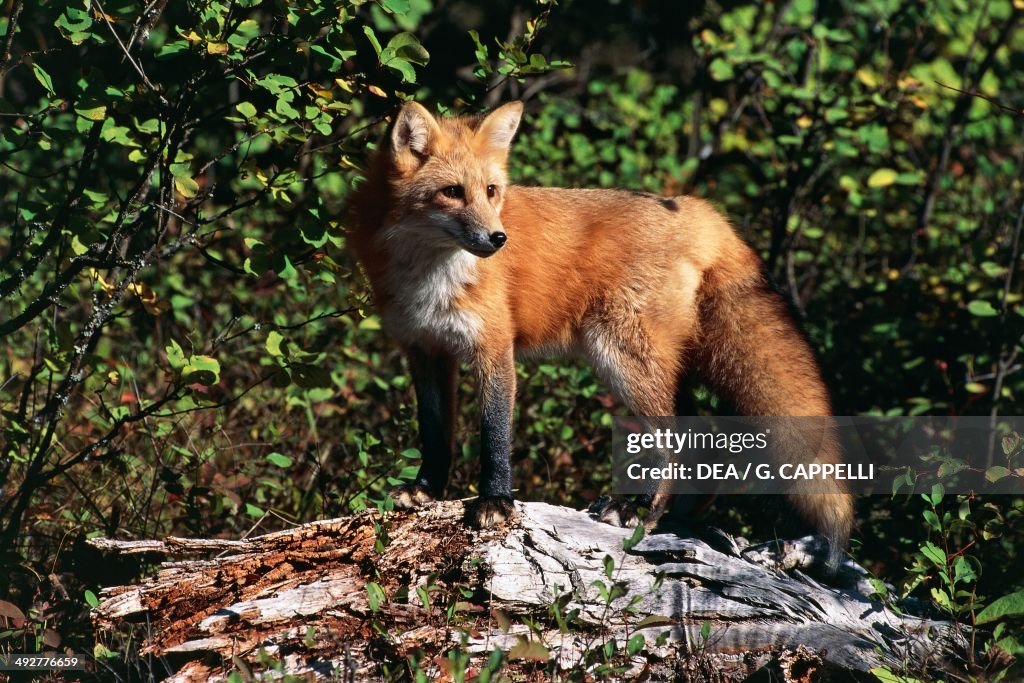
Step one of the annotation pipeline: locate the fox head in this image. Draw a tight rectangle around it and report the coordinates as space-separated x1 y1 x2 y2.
381 101 523 258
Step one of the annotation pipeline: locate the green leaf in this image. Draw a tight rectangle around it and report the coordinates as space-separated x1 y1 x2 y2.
391 58 419 83
169 161 193 178
366 582 386 612
277 255 298 280
363 25 383 57
182 355 220 385
709 57 734 81
967 300 998 317
867 168 897 188
274 94 301 119
623 522 644 551
866 577 889 599
310 44 344 70
229 18 261 45
380 0 412 13
936 458 966 478
920 541 946 567
94 643 118 660
995 635 1024 656
359 315 382 330
166 340 187 370
266 452 293 468
627 632 645 656
135 119 158 137
266 330 284 356
977 590 1024 624
84 590 99 608
385 32 429 66
32 63 55 96
76 102 108 121
930 586 952 610
985 466 1010 482
55 7 94 44
953 556 976 583
101 124 138 148
415 585 431 608
236 101 257 119
175 175 200 198
256 73 299 94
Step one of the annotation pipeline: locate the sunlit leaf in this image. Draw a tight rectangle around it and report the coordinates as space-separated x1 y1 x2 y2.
867 168 897 188
31 63 55 95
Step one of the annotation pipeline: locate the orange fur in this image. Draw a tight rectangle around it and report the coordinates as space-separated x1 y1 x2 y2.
347 101 853 562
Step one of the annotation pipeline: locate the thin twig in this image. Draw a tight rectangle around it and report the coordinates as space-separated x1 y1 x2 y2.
92 0 169 106
0 0 25 78
216 308 357 347
150 374 273 418
934 81 1024 117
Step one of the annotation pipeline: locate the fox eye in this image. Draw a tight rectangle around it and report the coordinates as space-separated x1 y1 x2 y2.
486 184 498 198
440 185 465 200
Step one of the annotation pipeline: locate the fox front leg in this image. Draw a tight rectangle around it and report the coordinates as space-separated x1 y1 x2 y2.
465 346 516 528
391 346 457 509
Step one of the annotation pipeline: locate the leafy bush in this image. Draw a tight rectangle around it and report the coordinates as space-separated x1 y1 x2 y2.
0 0 561 656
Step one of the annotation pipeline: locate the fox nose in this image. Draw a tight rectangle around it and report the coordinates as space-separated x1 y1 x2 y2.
489 232 507 248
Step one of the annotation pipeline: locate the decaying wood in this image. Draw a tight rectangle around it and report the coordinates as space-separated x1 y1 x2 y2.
90 501 967 681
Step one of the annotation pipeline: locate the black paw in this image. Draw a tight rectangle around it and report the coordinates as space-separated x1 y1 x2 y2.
390 483 436 510
589 496 647 528
465 496 515 528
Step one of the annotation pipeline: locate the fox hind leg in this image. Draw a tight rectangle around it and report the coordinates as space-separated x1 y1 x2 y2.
581 307 686 530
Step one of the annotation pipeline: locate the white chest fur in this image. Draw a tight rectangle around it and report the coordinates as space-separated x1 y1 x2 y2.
380 247 483 355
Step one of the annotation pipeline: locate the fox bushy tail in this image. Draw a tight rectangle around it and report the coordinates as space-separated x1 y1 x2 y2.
695 255 854 568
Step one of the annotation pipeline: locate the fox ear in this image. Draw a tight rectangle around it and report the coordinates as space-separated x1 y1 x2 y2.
477 101 523 152
391 102 440 157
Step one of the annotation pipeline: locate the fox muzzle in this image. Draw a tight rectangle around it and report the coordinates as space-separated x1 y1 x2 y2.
453 225 507 257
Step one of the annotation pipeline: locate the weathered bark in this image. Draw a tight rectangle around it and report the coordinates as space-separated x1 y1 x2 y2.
89 501 967 681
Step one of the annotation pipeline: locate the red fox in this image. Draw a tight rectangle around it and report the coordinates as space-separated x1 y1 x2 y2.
347 101 853 565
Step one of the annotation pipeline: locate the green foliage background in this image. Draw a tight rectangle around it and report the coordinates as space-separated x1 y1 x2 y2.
1 0 1023 673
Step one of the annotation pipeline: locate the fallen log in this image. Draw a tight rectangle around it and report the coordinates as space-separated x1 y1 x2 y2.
89 500 966 681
